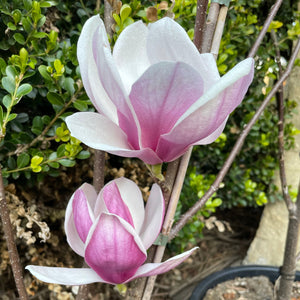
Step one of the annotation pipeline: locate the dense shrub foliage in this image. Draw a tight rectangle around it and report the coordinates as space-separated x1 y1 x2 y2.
0 0 299 251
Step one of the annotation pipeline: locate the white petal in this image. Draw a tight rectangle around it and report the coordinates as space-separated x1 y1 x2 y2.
64 183 97 257
147 17 220 90
66 112 163 165
129 247 199 281
139 184 165 249
26 266 106 285
113 21 151 93
77 15 117 122
114 178 145 233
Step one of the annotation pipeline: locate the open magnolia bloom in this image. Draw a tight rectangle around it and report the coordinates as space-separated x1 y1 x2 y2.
26 178 198 285
66 15 255 165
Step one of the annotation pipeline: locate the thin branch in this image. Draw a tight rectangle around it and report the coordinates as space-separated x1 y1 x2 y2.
210 5 228 59
277 180 300 300
169 37 300 241
248 0 284 58
0 166 28 300
93 150 106 193
193 0 209 52
271 29 293 209
201 2 220 53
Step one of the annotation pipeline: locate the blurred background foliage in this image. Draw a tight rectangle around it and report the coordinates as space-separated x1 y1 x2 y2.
0 0 299 253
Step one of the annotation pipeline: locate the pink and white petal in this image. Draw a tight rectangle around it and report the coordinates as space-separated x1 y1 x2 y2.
97 180 135 227
64 183 97 256
66 112 163 165
193 118 228 145
129 61 203 150
91 18 140 149
113 21 150 93
114 178 145 232
128 247 199 282
26 266 107 285
156 58 254 161
147 18 220 89
77 15 117 122
139 184 164 249
85 214 147 284
72 189 94 243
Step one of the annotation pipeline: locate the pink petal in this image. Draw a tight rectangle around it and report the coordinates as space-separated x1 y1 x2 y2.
72 189 94 243
90 18 140 149
129 247 198 281
139 184 165 249
113 178 145 232
113 21 150 93
66 112 163 165
100 181 134 227
147 18 220 90
77 15 117 122
26 266 106 285
64 183 97 257
156 58 255 162
85 214 147 284
129 61 203 150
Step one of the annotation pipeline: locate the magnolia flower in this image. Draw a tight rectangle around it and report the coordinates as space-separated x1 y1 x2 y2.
26 178 198 285
66 16 254 165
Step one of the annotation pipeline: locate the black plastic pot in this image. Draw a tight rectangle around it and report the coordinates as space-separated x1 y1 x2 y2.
190 265 300 300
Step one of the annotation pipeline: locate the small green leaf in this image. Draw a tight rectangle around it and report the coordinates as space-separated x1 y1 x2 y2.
17 84 32 98
73 100 88 111
24 0 33 11
30 155 43 172
76 150 90 160
63 77 75 95
21 17 32 32
8 156 17 169
47 92 64 106
32 31 47 38
7 22 17 30
120 4 132 22
3 95 13 109
38 65 52 81
2 77 15 94
13 33 26 45
17 153 30 168
0 58 6 75
7 113 17 122
12 9 22 24
58 158 76 167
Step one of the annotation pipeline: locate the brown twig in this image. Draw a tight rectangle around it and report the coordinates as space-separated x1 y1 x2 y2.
271 29 300 300
248 0 284 58
193 0 209 52
0 166 28 299
271 29 293 208
169 37 300 241
201 2 220 53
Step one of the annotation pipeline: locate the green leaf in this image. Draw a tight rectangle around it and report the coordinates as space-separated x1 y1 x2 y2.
21 17 32 32
58 158 76 167
73 100 88 111
16 84 32 98
24 0 33 11
3 95 13 109
38 65 52 81
5 66 17 79
32 31 47 38
13 33 26 45
7 113 17 122
63 77 75 95
8 156 16 169
47 92 64 106
76 150 90 160
17 153 30 168
48 161 59 168
12 9 22 24
57 144 66 157
0 106 3 125
0 58 6 75
120 4 132 22
2 77 15 94
7 22 17 30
